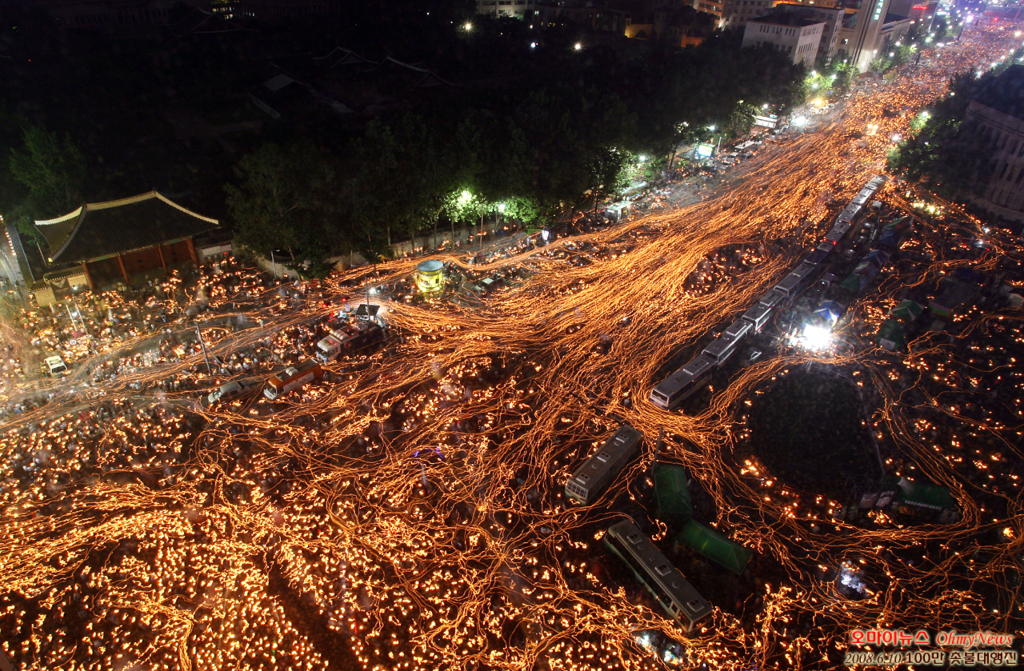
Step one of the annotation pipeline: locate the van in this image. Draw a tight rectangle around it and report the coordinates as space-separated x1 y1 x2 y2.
45 355 68 376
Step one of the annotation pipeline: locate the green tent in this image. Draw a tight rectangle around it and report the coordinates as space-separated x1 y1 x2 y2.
891 299 924 323
895 477 956 511
840 273 862 293
654 465 693 524
877 319 907 351
675 519 753 575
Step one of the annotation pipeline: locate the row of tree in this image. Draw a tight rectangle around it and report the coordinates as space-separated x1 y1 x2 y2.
227 29 806 274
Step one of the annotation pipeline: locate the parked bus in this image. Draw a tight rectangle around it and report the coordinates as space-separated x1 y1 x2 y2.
565 424 643 504
650 354 715 410
604 519 713 631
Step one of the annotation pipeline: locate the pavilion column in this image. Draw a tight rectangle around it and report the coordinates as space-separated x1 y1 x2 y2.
116 253 129 284
82 263 94 291
157 244 168 274
186 238 199 266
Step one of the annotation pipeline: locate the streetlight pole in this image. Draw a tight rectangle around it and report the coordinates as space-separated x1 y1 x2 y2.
195 323 213 375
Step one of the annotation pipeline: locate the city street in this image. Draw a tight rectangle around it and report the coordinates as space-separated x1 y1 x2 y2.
2 22 1024 671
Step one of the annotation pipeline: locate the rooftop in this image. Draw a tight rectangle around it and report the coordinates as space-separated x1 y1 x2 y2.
35 192 218 264
749 10 825 26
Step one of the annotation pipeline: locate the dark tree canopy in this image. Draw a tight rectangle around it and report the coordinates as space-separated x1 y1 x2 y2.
888 72 997 200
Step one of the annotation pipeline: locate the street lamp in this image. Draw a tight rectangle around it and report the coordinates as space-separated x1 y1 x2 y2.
707 125 721 157
574 42 582 51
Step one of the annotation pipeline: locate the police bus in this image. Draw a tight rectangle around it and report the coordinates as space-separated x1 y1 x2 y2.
604 519 713 632
564 425 643 505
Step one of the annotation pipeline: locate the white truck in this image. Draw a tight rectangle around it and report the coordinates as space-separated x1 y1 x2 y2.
263 360 323 400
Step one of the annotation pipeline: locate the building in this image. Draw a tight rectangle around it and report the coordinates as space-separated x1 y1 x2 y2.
965 65 1024 223
742 11 824 67
209 0 342 21
774 0 838 7
476 0 538 19
653 5 718 46
834 0 910 72
533 1 632 32
774 3 844 63
720 0 774 31
28 0 206 30
888 0 938 31
34 192 219 291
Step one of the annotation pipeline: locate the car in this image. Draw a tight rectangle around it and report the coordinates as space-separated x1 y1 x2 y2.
207 380 253 406
45 355 68 376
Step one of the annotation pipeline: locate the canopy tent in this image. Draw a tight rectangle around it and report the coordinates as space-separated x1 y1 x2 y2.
890 299 924 323
895 477 956 511
808 300 843 329
877 319 907 351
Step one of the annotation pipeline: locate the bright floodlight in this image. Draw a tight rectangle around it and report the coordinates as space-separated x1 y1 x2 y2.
574 42 583 51
802 325 833 351
794 115 807 127
708 124 716 131
638 154 647 162
763 103 769 109
464 22 473 30
530 42 537 48
892 133 901 142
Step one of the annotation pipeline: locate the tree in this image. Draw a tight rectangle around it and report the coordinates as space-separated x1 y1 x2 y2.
8 125 86 237
225 142 342 277
887 73 994 201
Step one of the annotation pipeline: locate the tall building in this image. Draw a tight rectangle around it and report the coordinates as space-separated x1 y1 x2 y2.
742 11 824 67
887 0 939 31
774 3 844 64
834 0 910 72
965 65 1024 223
720 0 774 31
